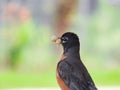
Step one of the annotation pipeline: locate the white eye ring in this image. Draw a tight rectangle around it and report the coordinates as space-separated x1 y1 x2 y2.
64 37 68 40
62 37 68 40
62 37 68 43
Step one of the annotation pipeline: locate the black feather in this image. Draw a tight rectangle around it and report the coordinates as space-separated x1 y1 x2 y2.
58 32 97 90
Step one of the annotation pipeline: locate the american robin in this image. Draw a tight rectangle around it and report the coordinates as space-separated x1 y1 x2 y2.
51 32 97 90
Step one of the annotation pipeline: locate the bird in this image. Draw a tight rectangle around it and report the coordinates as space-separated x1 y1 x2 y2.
51 32 97 90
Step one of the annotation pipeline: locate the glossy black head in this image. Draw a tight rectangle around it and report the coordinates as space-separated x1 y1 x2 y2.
60 32 80 50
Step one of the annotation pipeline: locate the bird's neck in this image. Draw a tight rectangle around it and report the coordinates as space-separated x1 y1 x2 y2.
63 46 80 58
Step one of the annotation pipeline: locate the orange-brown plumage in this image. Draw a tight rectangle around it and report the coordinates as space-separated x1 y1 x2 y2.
56 54 70 90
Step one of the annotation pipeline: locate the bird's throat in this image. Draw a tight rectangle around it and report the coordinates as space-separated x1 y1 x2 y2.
63 46 80 58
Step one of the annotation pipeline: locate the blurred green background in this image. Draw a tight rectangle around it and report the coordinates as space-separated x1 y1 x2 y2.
0 0 120 89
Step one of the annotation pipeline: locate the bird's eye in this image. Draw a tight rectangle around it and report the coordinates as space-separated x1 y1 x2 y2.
62 37 68 43
62 37 68 41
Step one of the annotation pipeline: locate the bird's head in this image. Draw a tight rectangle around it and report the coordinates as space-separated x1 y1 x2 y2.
51 32 80 50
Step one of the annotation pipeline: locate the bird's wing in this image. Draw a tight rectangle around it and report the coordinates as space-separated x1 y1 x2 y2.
58 60 97 90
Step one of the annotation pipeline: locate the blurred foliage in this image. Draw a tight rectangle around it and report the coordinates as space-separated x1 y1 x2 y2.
8 21 35 69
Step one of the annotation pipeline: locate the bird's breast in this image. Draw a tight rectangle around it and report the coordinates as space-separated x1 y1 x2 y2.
56 54 70 90
56 65 70 90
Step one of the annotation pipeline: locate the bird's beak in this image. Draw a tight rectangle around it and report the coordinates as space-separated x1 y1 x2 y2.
51 35 61 45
